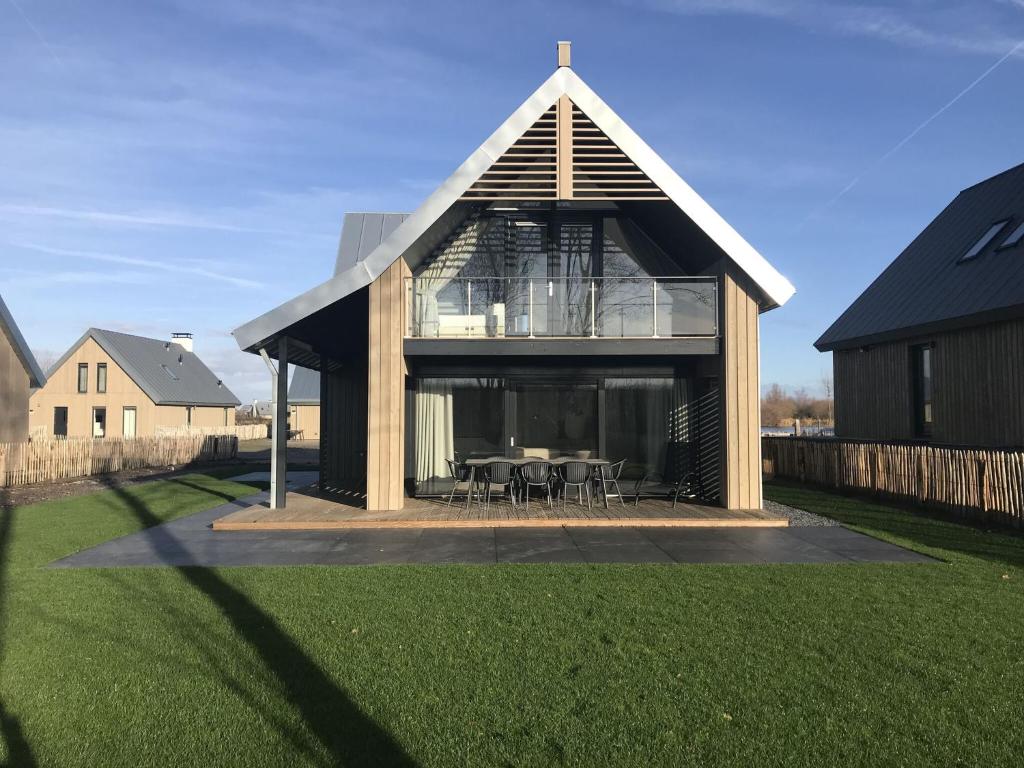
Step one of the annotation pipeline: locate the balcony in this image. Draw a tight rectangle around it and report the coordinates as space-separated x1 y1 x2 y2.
405 276 718 339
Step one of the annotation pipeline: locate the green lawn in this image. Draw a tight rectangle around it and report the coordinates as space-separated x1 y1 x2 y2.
0 476 1021 766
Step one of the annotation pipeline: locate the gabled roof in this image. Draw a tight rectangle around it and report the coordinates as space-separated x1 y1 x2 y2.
335 212 411 274
41 329 240 407
288 366 320 404
0 293 46 388
816 162 1024 352
234 62 795 353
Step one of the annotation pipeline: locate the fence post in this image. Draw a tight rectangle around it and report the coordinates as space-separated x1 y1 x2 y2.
798 442 806 484
916 452 926 505
0 446 6 488
977 458 988 516
834 446 842 489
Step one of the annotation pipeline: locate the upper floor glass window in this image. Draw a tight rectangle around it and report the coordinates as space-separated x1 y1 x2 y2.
77 363 88 393
912 344 933 438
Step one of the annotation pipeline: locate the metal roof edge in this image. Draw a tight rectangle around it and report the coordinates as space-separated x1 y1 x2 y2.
0 293 46 388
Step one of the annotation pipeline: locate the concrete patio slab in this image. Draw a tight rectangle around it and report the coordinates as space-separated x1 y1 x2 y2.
49 490 937 569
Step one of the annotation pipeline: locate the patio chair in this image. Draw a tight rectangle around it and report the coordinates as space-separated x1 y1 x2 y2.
596 459 628 508
632 470 701 508
444 458 477 509
558 461 593 513
519 461 554 511
482 461 518 511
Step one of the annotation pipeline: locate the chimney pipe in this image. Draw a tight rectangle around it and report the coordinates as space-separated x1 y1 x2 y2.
557 41 571 68
171 332 193 353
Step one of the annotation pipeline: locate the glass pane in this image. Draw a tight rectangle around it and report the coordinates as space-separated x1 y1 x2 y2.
604 378 693 483
559 223 593 278
414 378 504 494
597 278 654 337
548 279 592 337
515 383 597 459
656 282 717 336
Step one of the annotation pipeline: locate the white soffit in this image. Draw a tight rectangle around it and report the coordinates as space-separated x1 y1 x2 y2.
233 68 794 351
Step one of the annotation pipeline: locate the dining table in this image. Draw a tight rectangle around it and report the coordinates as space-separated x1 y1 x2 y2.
461 456 612 511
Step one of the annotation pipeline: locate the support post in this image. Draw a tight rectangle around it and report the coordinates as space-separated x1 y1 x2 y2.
260 338 288 509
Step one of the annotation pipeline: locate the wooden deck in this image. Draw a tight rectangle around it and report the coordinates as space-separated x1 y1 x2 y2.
212 487 787 530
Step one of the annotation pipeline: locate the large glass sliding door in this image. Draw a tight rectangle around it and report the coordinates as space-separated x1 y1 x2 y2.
411 373 716 500
413 377 504 494
513 382 598 459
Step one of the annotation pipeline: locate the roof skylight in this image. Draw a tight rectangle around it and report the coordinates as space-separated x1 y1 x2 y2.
959 220 1009 262
998 220 1024 250
160 364 180 381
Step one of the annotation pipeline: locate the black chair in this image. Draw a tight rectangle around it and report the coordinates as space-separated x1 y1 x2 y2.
444 458 476 509
558 461 593 513
596 459 628 508
482 461 518 511
632 470 701 508
519 461 554 511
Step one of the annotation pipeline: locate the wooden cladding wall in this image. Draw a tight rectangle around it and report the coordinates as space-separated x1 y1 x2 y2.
721 269 761 509
320 363 367 493
366 259 410 510
0 327 30 442
834 316 1024 447
459 99 666 202
763 437 1024 526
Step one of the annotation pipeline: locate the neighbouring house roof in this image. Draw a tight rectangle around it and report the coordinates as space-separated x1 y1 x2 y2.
288 366 320 404
233 61 795 354
335 212 411 274
0 292 46 388
816 162 1024 352
42 328 240 407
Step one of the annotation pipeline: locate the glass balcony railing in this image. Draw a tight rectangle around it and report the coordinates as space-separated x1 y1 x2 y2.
405 277 718 339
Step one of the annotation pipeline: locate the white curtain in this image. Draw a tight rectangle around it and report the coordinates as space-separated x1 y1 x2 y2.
415 379 454 483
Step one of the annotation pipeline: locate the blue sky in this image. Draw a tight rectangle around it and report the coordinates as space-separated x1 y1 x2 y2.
3 0 1023 404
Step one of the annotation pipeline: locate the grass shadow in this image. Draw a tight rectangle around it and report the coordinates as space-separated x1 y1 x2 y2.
766 480 1024 568
0 489 37 767
97 477 416 767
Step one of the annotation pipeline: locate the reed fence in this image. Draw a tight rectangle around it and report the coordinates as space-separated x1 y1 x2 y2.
762 437 1024 527
155 424 268 440
0 435 238 488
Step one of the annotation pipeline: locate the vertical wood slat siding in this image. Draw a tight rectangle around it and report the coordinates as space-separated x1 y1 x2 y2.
762 436 1024 526
0 435 237 487
0 327 31 441
366 259 409 511
722 270 762 509
833 317 1024 446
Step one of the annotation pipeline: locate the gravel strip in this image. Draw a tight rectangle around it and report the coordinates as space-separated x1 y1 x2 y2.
764 499 840 527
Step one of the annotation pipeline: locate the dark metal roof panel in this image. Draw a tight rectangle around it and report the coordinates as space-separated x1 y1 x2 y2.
47 329 241 406
816 163 1024 351
333 212 411 276
0 292 46 388
288 366 320 403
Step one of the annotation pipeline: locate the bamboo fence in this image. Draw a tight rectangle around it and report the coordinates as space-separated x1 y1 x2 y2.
0 435 238 488
155 424 269 440
762 437 1024 527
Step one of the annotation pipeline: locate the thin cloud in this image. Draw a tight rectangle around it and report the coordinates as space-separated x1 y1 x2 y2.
0 203 328 238
15 242 266 290
802 35 1024 225
636 0 1024 56
5 0 65 68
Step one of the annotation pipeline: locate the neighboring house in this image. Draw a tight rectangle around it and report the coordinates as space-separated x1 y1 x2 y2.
816 162 1024 447
233 43 795 511
288 367 321 440
0 293 46 441
29 329 240 438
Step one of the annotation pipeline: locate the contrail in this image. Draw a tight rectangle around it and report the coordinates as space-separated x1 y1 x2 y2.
6 0 65 68
802 37 1024 227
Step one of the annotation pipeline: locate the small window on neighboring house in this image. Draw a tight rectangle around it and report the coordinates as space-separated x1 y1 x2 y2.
912 344 934 438
223 407 229 426
959 220 1009 262
77 363 88 393
186 406 193 426
160 364 180 381
97 363 107 393
998 220 1024 250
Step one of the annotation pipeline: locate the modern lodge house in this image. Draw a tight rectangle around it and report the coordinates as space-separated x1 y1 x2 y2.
234 43 795 512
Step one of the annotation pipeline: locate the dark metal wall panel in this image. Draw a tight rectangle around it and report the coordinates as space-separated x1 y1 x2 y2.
319 361 368 492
